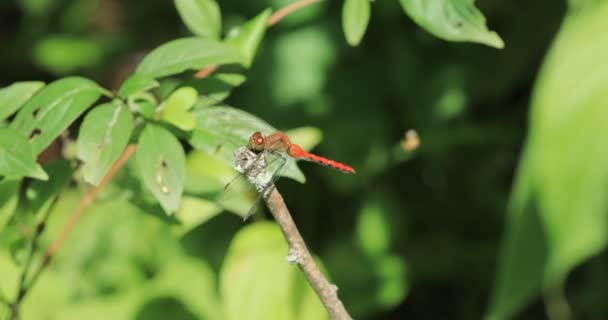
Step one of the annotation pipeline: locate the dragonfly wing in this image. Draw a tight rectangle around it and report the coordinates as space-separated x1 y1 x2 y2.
215 173 258 218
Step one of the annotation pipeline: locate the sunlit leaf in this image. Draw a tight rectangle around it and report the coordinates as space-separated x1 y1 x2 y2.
10 77 105 154
77 102 134 185
284 127 322 152
399 0 504 48
342 0 371 46
489 4 608 318
175 0 221 39
182 72 246 108
220 222 327 320
136 124 186 214
189 106 306 183
0 127 47 180
225 9 271 67
160 87 197 131
0 81 45 121
118 74 159 98
136 37 243 78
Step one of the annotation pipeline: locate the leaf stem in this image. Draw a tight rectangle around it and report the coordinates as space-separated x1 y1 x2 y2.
267 0 325 26
194 0 325 79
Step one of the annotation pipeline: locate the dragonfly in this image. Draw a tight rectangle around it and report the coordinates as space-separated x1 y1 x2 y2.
221 131 356 219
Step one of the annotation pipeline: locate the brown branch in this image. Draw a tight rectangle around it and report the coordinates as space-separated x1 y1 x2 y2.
45 144 137 257
265 188 353 320
194 0 325 79
267 0 324 26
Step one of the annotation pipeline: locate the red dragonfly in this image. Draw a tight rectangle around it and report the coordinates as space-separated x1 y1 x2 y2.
221 131 355 219
247 131 355 174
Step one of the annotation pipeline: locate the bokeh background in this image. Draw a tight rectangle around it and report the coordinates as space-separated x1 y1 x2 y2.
3 0 608 319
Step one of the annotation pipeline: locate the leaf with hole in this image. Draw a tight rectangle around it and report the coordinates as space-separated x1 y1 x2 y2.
225 9 271 67
77 102 134 185
175 0 222 39
10 77 105 154
0 81 45 121
342 0 371 46
136 37 244 78
399 0 504 48
189 106 306 183
136 124 186 214
0 127 47 180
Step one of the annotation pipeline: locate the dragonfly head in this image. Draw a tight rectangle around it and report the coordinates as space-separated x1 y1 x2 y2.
248 132 265 152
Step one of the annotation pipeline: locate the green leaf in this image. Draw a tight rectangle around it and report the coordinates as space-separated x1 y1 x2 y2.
77 102 134 185
189 106 306 183
0 127 48 180
220 222 327 320
489 3 608 319
136 124 186 214
118 74 159 98
283 127 322 152
0 81 45 121
342 0 371 46
136 37 243 78
10 77 104 154
225 9 271 67
174 0 222 39
182 72 246 108
160 87 197 131
34 35 105 74
398 0 504 49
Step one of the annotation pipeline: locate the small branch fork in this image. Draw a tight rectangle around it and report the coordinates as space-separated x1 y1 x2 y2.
265 189 353 320
194 0 325 78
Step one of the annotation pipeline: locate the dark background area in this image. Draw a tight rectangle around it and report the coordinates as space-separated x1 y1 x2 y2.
6 1 606 319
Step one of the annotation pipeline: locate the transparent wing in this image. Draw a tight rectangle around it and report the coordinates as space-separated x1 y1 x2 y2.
190 106 306 182
216 150 289 220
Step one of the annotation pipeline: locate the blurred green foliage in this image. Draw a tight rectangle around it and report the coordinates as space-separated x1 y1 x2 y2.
2 0 608 319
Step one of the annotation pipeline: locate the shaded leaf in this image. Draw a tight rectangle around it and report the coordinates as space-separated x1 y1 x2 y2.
10 77 105 154
342 0 371 46
489 4 608 318
25 160 73 216
118 74 159 98
0 127 47 180
399 0 504 48
0 178 21 230
225 9 271 67
136 37 243 78
77 102 134 185
174 0 222 39
160 87 197 131
189 106 306 183
136 124 185 214
0 81 45 121
34 35 105 74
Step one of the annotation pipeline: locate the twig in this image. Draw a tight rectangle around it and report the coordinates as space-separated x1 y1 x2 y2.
194 0 325 79
9 195 59 320
233 146 352 319
44 144 136 258
267 0 325 26
265 188 353 320
12 144 137 316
